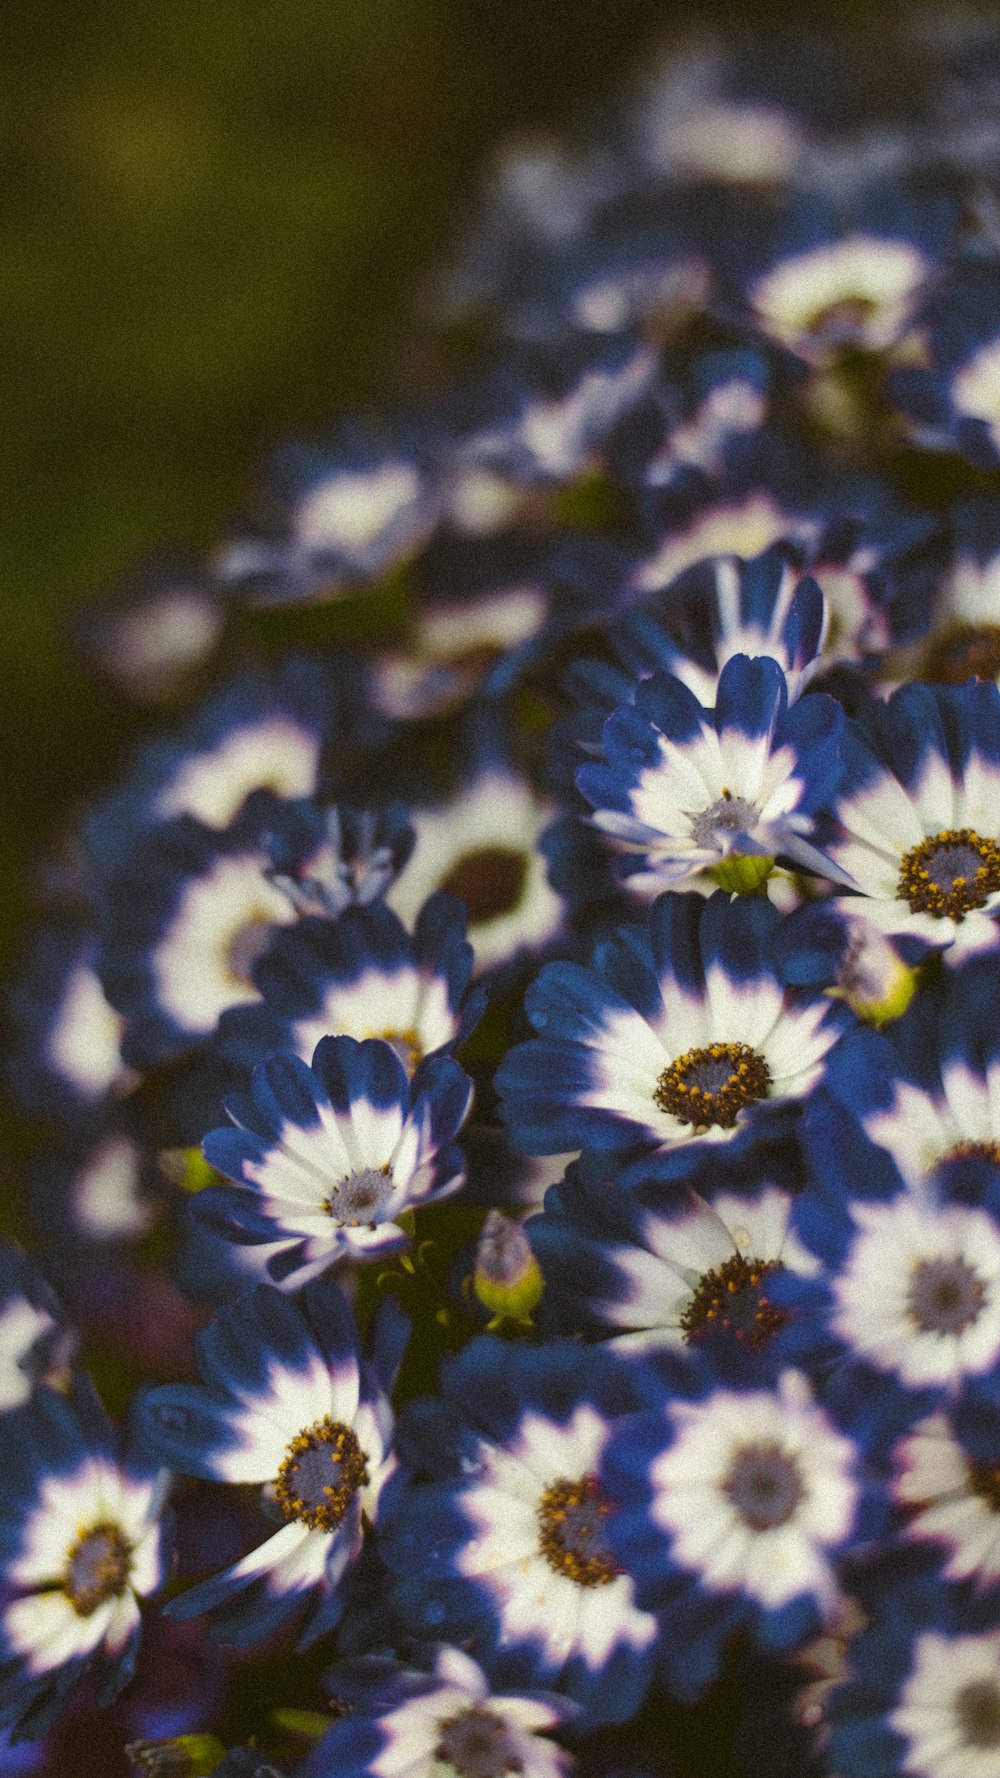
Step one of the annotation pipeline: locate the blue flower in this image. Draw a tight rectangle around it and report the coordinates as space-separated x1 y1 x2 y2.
603 1359 877 1699
215 892 484 1082
527 1149 824 1369
379 1338 657 1726
826 1567 1000 1778
299 1645 576 1778
575 654 846 898
197 1035 472 1285
98 797 304 1069
216 419 440 605
917 495 1000 688
496 891 846 1177
893 1403 1000 1591
7 926 132 1127
0 1381 170 1739
822 679 1000 965
890 256 1000 467
86 658 336 874
263 801 415 920
139 1281 407 1647
0 1243 71 1415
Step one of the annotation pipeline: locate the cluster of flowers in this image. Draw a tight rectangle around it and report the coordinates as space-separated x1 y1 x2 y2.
6 15 1000 1777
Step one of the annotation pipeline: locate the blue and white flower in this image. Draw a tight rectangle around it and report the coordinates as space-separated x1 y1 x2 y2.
87 659 335 872
604 1363 872 1698
575 654 846 898
823 679 1000 963
380 1338 657 1726
215 893 483 1081
497 891 846 1177
0 1244 71 1415
265 802 415 920
891 257 1000 467
528 1155 822 1361
99 801 301 1068
0 1382 170 1738
197 1035 472 1286
140 1281 406 1646
893 1409 1000 1588
826 1576 1000 1778
385 762 568 978
299 1645 576 1778
8 928 133 1125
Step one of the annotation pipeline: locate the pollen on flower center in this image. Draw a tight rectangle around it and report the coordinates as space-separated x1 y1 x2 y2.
440 847 529 924
680 1253 788 1350
922 621 1000 688
372 1025 424 1073
536 1472 621 1587
896 829 1000 920
954 1678 1000 1750
654 1042 772 1128
689 791 760 852
905 1255 987 1336
322 1165 394 1225
723 1441 805 1531
941 1140 1000 1168
63 1521 133 1617
433 1706 523 1778
274 1416 369 1531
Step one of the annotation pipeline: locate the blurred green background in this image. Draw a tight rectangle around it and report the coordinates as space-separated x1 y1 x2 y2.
0 0 883 959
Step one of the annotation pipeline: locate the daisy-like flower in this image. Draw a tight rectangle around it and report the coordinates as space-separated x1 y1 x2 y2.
0 1380 170 1739
528 1155 822 1363
814 968 1000 1199
139 1281 406 1647
384 759 568 978
746 228 933 365
802 1187 1000 1404
575 653 846 898
99 801 302 1068
8 927 133 1126
496 890 846 1179
379 1339 657 1727
86 658 335 873
824 678 1000 964
916 497 1000 691
215 893 484 1082
197 1035 473 1287
827 1576 1000 1778
216 422 440 606
612 546 828 710
890 257 1000 468
604 1363 871 1699
894 1408 1000 1588
299 1645 576 1778
0 1243 72 1415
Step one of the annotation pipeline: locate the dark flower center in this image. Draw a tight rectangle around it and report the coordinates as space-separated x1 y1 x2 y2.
967 1458 1000 1513
63 1521 132 1617
922 622 1000 688
723 1442 804 1531
680 1253 788 1351
954 1678 1000 1750
322 1165 394 1225
654 1042 772 1129
536 1473 621 1587
941 1140 1000 1169
906 1255 986 1336
434 1707 524 1778
803 294 878 346
274 1417 369 1531
897 829 1000 920
440 847 529 924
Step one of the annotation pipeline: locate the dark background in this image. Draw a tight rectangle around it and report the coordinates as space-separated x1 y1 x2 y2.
0 0 897 961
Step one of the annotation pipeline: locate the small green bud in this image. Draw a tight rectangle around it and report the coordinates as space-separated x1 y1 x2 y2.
473 1211 544 1321
157 1147 220 1194
125 1735 225 1777
708 854 775 895
835 922 918 1028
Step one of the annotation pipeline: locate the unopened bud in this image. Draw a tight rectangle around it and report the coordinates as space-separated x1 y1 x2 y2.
835 920 917 1027
473 1211 543 1322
